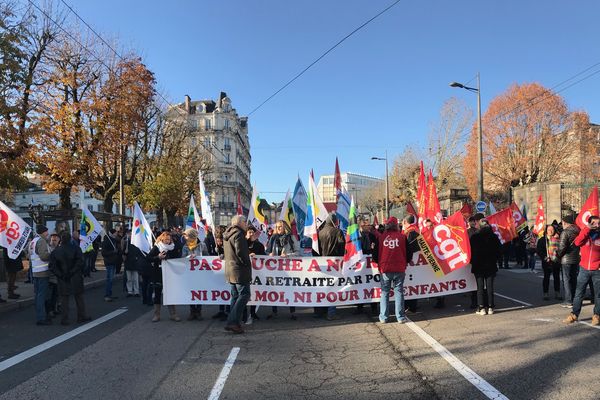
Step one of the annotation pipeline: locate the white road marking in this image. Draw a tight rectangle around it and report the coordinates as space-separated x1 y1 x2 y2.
532 318 555 322
578 321 600 330
0 307 128 373
404 320 509 400
494 292 533 307
208 347 240 400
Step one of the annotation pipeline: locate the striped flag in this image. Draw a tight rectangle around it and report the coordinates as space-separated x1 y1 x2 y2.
292 178 307 239
279 189 299 238
185 194 206 241
304 172 321 254
342 196 364 274
199 171 215 233
248 185 269 245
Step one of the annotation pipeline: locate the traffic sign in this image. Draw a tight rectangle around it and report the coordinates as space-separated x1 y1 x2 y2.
475 201 487 213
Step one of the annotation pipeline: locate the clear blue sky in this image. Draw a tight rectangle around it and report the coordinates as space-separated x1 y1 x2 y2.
73 0 600 203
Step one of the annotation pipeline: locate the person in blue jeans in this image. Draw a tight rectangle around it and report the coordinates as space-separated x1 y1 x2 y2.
556 215 581 307
372 217 413 323
564 216 600 326
101 229 120 302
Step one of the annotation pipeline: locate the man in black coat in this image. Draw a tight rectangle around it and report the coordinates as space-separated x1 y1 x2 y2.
316 213 345 320
50 231 91 325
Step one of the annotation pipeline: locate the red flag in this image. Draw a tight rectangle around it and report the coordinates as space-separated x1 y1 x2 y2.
406 201 417 217
576 186 599 229
509 202 527 232
425 170 442 224
487 208 518 244
417 211 471 277
334 157 342 204
459 202 473 220
417 161 428 231
532 195 545 238
236 190 243 216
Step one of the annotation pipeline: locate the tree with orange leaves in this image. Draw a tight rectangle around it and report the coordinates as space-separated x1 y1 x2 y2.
463 82 589 197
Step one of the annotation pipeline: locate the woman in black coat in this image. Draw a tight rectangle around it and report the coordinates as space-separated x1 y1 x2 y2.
146 231 180 322
470 221 502 316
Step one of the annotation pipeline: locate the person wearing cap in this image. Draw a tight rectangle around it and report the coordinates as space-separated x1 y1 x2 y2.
564 215 600 326
29 225 52 325
556 213 581 308
373 216 413 323
182 228 208 320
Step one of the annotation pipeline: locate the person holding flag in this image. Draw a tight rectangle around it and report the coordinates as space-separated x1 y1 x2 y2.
470 217 502 315
147 231 181 322
536 225 561 300
29 225 52 325
182 228 208 321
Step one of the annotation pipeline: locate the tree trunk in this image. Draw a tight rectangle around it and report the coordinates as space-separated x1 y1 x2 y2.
103 197 114 215
156 207 164 229
166 208 177 228
59 186 72 210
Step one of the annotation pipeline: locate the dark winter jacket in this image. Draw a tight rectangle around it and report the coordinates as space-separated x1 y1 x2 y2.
49 242 85 296
124 243 151 273
3 251 24 273
317 219 345 257
146 245 180 283
248 239 266 256
536 235 560 269
574 227 600 271
205 232 217 256
101 235 120 266
470 225 501 277
556 224 581 265
223 225 252 284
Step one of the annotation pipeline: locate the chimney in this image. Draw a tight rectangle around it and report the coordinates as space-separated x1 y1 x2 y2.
184 95 191 114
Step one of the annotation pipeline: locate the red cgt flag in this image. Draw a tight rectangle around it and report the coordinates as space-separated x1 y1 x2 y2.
425 170 443 225
487 208 518 244
509 202 527 232
532 195 545 238
416 211 471 277
576 186 599 229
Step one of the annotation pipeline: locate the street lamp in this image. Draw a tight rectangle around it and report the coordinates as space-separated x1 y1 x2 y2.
450 72 484 202
371 150 389 220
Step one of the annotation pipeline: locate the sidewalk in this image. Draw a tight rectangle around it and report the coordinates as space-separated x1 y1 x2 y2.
0 263 122 315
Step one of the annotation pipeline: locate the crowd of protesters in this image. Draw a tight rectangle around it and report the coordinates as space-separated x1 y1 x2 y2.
4 206 598 332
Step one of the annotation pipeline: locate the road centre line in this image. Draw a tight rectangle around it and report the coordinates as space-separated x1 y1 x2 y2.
494 292 533 307
0 307 128 373
208 347 240 400
404 320 509 400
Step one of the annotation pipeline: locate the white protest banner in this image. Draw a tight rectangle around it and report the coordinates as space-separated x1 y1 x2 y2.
162 252 476 306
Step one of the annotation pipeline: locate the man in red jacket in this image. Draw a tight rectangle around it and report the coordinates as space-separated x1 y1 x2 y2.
564 215 600 326
374 217 414 323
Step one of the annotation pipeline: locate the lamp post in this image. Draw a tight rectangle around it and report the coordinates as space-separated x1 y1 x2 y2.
371 150 389 220
450 72 483 201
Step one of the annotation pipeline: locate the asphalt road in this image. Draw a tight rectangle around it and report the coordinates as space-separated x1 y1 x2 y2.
0 265 598 400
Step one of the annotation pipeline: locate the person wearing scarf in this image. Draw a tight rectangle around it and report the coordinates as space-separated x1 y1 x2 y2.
147 232 180 322
536 225 561 300
266 221 299 320
182 228 208 320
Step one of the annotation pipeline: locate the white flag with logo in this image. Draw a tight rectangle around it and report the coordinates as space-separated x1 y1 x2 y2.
0 200 32 259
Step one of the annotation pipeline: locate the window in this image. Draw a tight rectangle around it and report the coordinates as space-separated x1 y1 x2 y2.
224 137 231 151
189 119 198 129
204 137 211 148
88 205 94 211
224 119 230 129
204 119 212 129
224 153 231 164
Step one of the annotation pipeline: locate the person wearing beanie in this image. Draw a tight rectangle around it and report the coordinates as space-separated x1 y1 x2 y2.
182 228 208 320
29 225 52 325
556 213 581 307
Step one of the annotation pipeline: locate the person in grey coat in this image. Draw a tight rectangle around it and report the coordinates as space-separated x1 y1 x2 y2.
223 215 252 334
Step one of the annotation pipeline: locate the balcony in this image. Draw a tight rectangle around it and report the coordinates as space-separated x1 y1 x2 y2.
218 202 235 209
223 144 231 151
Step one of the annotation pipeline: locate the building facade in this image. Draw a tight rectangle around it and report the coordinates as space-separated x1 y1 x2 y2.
167 92 252 226
318 172 383 205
